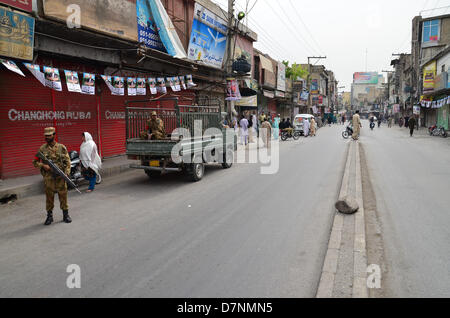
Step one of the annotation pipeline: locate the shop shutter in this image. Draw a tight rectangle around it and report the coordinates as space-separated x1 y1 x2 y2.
0 70 53 179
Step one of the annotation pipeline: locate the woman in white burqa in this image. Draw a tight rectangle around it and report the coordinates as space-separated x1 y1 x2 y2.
80 132 102 193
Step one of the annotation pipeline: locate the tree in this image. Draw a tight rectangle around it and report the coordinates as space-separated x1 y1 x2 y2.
282 61 309 81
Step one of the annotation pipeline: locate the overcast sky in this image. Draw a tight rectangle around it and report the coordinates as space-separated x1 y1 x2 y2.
213 0 450 91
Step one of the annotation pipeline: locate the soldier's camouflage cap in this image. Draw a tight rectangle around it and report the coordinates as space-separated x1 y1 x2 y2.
44 127 56 136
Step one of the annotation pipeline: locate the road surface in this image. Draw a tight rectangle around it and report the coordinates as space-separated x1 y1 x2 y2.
0 125 347 298
361 122 450 298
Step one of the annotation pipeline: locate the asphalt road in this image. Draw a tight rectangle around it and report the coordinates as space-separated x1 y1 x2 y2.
0 125 347 298
361 122 450 298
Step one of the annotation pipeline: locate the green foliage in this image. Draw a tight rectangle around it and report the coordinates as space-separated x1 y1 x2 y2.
282 61 309 81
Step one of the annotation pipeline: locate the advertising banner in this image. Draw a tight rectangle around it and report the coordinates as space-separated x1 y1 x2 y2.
353 72 379 84
112 77 125 96
187 3 227 68
180 76 186 90
226 79 241 101
64 70 82 93
277 62 286 92
311 79 319 95
82 73 95 95
148 78 157 94
136 77 147 95
0 0 32 12
235 95 257 107
136 0 166 52
0 7 34 60
127 77 137 96
43 0 138 41
423 61 436 92
1 59 25 76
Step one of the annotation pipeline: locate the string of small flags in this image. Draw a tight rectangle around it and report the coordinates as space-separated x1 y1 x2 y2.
420 95 450 109
0 59 197 96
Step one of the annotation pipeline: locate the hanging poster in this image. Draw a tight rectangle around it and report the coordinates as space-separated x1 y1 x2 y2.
136 77 147 95
64 70 82 93
0 59 25 77
157 77 167 93
148 78 157 94
174 76 181 91
136 0 166 52
101 75 116 94
167 76 180 92
180 76 187 90
24 63 45 86
186 75 197 88
82 73 96 95
187 3 227 68
112 77 125 96
127 77 137 96
225 79 241 101
43 67 62 91
413 105 421 115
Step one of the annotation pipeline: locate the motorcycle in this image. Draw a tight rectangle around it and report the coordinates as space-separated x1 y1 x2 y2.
428 125 448 138
69 150 102 186
370 122 375 130
281 129 302 141
342 125 353 139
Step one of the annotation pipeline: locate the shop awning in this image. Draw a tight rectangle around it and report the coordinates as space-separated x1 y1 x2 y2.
259 54 274 73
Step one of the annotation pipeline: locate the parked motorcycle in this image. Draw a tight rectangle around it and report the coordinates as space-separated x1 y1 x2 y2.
342 125 353 139
370 122 375 130
281 129 302 141
69 150 102 186
428 125 448 138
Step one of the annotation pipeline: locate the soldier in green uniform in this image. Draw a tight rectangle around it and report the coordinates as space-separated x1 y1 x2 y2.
33 127 72 225
147 111 166 140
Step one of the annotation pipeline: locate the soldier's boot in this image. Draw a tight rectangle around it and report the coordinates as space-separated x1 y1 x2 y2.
44 211 53 226
63 210 72 223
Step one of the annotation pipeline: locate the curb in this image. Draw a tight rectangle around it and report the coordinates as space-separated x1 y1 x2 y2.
316 141 368 298
0 162 132 202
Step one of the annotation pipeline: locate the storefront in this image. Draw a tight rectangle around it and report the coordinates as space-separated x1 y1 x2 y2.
0 56 197 179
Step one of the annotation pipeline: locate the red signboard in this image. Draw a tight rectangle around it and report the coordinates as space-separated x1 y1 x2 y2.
0 0 33 12
0 0 32 12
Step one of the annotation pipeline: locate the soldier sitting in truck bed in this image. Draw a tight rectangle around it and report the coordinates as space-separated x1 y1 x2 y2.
143 111 166 140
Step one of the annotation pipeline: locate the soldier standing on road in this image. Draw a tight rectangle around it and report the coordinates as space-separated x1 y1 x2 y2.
33 127 72 225
352 111 362 140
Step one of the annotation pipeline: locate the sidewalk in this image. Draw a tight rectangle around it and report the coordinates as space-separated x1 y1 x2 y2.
0 155 134 202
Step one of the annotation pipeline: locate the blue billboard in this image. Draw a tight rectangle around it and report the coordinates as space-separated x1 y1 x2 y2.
136 0 166 53
187 3 227 69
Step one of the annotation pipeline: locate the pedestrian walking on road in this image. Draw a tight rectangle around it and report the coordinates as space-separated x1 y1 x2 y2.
239 115 249 146
352 111 362 140
408 115 416 137
33 127 72 225
80 132 102 193
388 116 393 128
342 114 346 125
303 117 310 137
310 118 317 137
260 118 272 148
273 114 281 140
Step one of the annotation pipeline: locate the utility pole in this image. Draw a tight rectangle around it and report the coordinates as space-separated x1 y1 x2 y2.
307 56 326 115
226 0 235 115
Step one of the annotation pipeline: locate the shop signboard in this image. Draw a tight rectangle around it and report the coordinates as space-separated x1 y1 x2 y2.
0 0 32 12
235 95 257 107
0 7 34 60
277 62 286 92
423 61 436 92
311 79 319 95
136 0 166 52
187 3 227 68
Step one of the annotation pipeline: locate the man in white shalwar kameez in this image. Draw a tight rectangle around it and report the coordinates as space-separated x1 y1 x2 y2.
303 118 310 137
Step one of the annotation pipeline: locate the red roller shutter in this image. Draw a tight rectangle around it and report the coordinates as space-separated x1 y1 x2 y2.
268 99 277 114
0 69 53 179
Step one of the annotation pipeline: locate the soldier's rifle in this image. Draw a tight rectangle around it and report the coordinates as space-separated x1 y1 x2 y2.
36 152 82 194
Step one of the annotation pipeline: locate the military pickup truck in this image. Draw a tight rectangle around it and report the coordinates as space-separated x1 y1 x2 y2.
125 97 236 182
